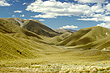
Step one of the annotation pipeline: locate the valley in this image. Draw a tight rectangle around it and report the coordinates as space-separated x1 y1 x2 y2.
0 18 110 73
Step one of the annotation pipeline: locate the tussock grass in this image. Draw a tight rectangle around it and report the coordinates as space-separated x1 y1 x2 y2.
1 49 110 72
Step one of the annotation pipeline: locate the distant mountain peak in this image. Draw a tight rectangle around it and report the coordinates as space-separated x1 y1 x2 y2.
55 28 77 33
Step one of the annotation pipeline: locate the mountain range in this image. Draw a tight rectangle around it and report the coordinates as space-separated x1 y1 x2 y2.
0 18 110 59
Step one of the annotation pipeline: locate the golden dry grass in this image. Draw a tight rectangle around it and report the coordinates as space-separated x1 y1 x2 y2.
1 18 110 73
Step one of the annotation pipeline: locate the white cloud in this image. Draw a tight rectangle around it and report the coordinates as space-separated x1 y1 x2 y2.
0 0 11 6
20 14 25 17
13 0 19 2
105 4 110 11
97 23 110 28
39 19 45 21
77 18 99 21
14 10 22 13
59 25 78 29
26 0 110 29
77 16 110 22
23 3 26 5
26 0 109 19
76 3 110 28
26 0 90 18
12 15 15 17
75 0 105 3
31 14 56 18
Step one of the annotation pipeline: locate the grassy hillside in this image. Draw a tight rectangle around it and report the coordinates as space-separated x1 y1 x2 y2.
0 32 64 60
58 27 92 46
23 20 59 37
58 26 110 50
0 18 43 38
1 18 110 73
0 19 12 33
0 18 64 60
0 18 24 33
50 32 72 44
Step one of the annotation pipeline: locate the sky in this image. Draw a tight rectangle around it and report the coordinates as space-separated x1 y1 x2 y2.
0 0 110 30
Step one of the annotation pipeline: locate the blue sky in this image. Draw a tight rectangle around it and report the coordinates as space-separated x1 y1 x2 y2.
0 0 110 30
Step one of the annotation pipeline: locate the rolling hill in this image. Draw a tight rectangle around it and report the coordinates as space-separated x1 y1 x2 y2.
0 18 63 59
1 17 110 60
58 26 110 50
0 32 63 59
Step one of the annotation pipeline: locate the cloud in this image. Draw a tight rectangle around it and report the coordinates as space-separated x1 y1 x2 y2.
13 0 19 2
0 0 11 6
76 3 110 28
12 15 15 17
39 19 45 21
59 25 78 29
20 14 25 17
14 10 22 13
26 0 90 18
77 18 99 21
26 0 109 19
23 3 26 5
31 14 56 18
77 16 110 22
26 0 110 29
105 4 110 11
97 23 110 28
74 0 106 3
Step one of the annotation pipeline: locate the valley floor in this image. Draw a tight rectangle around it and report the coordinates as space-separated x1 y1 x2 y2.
1 49 110 73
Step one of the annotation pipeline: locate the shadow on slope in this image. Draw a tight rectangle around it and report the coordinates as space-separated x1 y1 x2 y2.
23 20 59 37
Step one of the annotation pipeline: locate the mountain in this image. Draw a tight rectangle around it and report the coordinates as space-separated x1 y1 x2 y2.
0 18 42 39
50 32 72 44
45 29 77 44
1 17 110 60
0 18 59 37
55 29 76 33
58 26 110 50
0 18 62 59
23 20 59 37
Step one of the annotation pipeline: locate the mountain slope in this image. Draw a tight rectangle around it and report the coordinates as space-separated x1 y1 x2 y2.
0 18 64 59
0 32 63 59
50 32 72 44
0 18 43 39
23 20 59 37
58 26 110 50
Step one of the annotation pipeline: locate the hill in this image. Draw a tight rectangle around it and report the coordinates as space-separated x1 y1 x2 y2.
0 18 42 39
58 26 110 50
0 32 63 59
1 17 110 60
23 20 59 37
0 18 59 37
0 18 63 59
49 32 72 44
